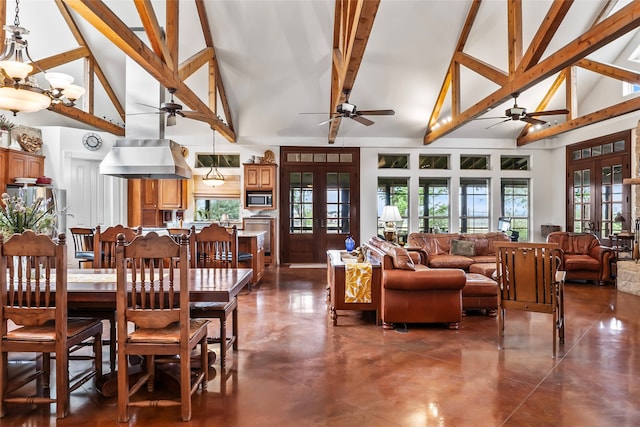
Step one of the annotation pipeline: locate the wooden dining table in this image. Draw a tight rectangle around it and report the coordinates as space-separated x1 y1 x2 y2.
60 267 253 396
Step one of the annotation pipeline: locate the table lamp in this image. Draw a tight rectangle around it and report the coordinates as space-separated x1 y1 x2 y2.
380 205 402 242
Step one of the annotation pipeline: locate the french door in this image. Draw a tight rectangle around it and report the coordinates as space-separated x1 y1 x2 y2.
566 131 631 240
280 147 360 264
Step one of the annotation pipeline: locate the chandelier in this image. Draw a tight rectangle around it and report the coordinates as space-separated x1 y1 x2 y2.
0 0 85 115
202 129 225 187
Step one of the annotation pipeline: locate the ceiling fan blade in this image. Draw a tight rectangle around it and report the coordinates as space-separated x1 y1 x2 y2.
125 111 163 116
485 118 511 129
351 115 375 126
318 116 341 126
136 102 162 111
475 116 509 120
521 116 547 126
356 109 395 116
527 109 569 117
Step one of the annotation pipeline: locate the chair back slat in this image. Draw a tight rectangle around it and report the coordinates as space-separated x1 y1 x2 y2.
0 231 66 328
116 232 187 330
496 242 562 313
190 224 238 268
94 225 142 268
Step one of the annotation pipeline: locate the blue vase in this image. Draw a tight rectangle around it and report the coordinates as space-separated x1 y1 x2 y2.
345 235 355 252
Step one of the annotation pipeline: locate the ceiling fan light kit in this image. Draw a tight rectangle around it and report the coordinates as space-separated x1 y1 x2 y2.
0 0 85 115
480 93 569 130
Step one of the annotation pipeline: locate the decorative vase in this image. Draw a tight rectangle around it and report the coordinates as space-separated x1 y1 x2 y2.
345 235 355 252
0 132 8 147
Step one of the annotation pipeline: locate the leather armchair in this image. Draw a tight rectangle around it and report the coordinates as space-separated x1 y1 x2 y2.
546 231 614 285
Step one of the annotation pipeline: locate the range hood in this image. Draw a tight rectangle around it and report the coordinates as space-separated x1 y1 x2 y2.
100 139 192 179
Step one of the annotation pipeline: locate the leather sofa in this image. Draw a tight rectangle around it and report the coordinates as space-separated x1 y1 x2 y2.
546 231 614 285
364 237 467 330
407 232 510 277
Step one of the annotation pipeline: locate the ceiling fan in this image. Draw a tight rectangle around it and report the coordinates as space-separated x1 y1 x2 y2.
308 90 395 126
132 88 213 126
479 93 569 129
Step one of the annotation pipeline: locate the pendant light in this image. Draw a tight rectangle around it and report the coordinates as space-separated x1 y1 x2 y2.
202 128 225 187
0 0 85 115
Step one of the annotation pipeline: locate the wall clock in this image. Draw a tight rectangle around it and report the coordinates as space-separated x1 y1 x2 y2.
82 132 102 151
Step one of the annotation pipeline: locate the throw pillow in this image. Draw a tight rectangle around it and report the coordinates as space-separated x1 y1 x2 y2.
451 239 475 257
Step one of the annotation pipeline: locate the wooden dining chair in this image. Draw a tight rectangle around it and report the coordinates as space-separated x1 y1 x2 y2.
115 232 209 422
189 224 239 368
0 231 103 418
495 242 566 358
69 227 94 268
73 224 142 373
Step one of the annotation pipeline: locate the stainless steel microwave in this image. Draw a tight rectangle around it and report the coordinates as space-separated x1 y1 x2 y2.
247 192 272 207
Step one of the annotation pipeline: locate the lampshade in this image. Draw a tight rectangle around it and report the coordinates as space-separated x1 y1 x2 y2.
0 85 51 113
380 205 403 223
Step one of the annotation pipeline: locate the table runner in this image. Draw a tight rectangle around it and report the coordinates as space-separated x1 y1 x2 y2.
344 262 372 303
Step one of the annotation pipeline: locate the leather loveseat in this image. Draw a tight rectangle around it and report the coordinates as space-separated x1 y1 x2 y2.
407 232 510 278
364 237 467 330
546 231 614 285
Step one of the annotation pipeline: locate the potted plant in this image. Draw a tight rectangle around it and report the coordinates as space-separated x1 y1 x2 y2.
0 114 15 147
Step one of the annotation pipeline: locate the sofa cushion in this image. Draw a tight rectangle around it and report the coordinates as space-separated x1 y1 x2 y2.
428 254 474 269
564 254 600 271
380 242 415 271
384 267 466 291
461 232 510 256
451 239 475 257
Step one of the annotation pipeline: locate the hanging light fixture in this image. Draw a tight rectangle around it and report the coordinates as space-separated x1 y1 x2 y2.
202 128 225 187
0 0 85 115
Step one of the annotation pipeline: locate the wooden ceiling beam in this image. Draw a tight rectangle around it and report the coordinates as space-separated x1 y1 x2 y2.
165 0 179 74
133 0 175 71
576 58 640 83
195 0 235 135
424 0 640 144
328 0 380 144
178 47 214 81
427 0 481 133
29 47 89 73
49 103 125 135
455 52 508 86
518 0 573 72
507 0 522 76
517 94 640 146
62 0 235 142
55 0 125 122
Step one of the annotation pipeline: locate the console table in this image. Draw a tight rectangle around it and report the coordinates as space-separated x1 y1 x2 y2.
326 250 381 326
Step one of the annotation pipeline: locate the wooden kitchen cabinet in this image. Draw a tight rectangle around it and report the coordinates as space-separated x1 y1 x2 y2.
0 148 45 195
244 163 276 190
128 178 187 227
5 149 45 182
243 163 277 210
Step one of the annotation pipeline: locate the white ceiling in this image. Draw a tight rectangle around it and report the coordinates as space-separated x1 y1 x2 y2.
7 0 640 147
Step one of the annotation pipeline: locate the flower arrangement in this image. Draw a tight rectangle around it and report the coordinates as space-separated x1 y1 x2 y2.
0 114 15 136
0 191 55 238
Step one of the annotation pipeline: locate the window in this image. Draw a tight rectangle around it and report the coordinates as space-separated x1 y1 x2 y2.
195 153 240 168
378 154 409 169
500 156 529 171
459 179 489 233
377 178 408 239
419 155 449 169
194 199 241 221
501 179 530 241
418 178 449 233
460 155 489 170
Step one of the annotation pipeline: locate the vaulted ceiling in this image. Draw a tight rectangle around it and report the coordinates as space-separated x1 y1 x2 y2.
4 0 640 148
